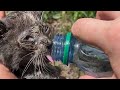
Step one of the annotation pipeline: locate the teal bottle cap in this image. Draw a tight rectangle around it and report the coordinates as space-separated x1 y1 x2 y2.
63 32 72 65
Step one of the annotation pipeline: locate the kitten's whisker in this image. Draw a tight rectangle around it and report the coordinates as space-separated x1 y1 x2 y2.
39 54 47 75
43 56 57 77
41 55 54 75
21 56 35 78
37 55 41 77
38 54 49 75
35 55 40 77
35 54 44 79
34 57 37 78
13 51 34 65
37 56 42 78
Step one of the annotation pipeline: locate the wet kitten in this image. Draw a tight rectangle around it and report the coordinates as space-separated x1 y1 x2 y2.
0 11 60 79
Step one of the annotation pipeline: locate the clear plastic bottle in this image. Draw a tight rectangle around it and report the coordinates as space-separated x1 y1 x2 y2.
51 32 113 78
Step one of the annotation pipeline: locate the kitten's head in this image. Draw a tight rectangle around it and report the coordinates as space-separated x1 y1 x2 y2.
0 11 60 79
18 24 60 79
18 23 53 54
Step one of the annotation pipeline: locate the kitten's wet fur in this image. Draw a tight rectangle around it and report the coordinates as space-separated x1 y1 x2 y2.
0 11 60 79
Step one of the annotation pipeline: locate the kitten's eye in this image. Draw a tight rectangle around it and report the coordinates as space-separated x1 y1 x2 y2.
24 35 34 42
43 26 50 34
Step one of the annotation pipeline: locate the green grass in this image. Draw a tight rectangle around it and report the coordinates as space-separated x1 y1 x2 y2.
43 11 96 33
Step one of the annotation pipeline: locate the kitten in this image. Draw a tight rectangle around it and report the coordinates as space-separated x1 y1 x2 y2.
0 11 60 79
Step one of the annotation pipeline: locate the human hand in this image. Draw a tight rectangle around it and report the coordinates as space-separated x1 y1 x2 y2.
71 11 120 79
0 63 17 79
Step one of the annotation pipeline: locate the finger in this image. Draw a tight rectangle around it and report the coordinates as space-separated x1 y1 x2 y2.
79 74 116 79
96 74 116 79
0 11 5 19
96 11 120 20
0 63 17 79
71 18 112 54
79 75 96 79
0 72 17 79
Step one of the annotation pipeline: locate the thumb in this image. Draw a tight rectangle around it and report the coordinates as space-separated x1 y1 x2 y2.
71 18 112 54
79 74 116 79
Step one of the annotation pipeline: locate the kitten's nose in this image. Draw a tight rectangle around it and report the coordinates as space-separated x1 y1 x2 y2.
47 42 53 50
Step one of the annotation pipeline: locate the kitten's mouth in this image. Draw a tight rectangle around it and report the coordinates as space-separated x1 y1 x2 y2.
46 44 54 63
46 55 54 63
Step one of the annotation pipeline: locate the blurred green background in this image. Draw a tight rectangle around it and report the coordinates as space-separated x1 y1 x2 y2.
43 11 96 33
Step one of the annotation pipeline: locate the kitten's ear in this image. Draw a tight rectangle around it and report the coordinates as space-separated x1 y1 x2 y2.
32 11 44 21
0 20 7 36
39 11 44 21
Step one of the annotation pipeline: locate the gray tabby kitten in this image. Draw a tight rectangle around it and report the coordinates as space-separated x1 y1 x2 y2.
0 11 60 79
